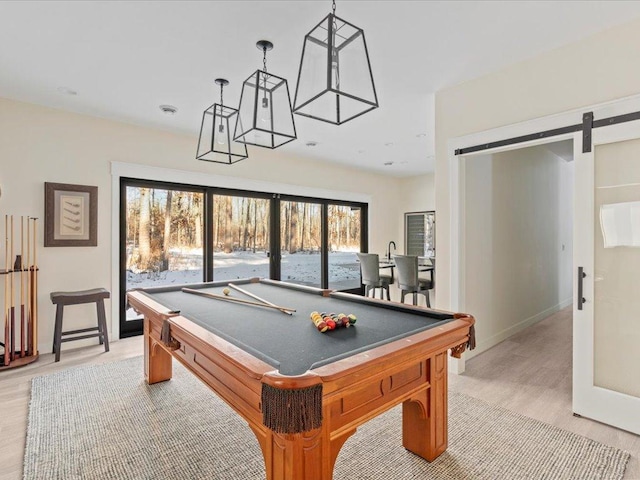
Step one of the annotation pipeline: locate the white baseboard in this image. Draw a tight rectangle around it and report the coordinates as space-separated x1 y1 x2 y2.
461 297 572 363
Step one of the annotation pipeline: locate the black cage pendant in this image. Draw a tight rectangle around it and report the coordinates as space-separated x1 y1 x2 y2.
293 2 378 125
234 40 297 149
196 78 248 165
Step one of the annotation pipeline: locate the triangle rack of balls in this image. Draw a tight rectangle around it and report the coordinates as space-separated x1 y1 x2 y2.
310 311 357 333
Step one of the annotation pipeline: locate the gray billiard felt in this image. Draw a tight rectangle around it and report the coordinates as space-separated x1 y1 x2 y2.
140 281 454 376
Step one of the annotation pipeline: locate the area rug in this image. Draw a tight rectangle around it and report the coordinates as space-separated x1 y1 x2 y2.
23 357 629 479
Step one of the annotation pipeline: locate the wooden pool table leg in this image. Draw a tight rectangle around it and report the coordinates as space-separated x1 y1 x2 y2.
402 352 448 461
256 425 355 480
144 318 173 384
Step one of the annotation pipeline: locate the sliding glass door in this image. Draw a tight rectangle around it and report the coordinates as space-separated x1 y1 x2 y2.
328 204 362 291
280 200 322 287
212 193 270 281
121 181 205 336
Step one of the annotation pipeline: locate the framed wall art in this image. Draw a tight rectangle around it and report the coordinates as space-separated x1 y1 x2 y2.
44 182 97 247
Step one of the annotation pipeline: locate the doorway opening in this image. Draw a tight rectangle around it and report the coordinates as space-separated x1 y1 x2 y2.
458 140 574 357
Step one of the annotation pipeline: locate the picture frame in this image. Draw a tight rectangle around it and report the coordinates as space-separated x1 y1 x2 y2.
44 182 98 247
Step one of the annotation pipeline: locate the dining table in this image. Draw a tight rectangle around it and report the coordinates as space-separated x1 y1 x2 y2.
379 256 434 284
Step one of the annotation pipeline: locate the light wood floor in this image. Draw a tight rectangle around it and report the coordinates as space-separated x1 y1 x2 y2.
450 307 640 479
1 308 638 479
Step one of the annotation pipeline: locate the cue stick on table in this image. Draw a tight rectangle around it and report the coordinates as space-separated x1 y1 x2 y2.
182 288 296 314
228 283 293 316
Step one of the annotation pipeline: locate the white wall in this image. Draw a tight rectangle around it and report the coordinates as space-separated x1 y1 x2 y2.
396 173 435 254
0 97 404 352
435 16 640 313
462 144 573 354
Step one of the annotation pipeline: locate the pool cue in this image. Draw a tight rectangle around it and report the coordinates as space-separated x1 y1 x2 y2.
31 217 38 355
3 215 8 366
19 216 25 357
10 215 15 361
0 223 3 359
25 216 31 356
182 287 296 314
228 283 293 316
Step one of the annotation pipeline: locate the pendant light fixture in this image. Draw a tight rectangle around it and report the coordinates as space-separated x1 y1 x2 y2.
234 40 297 149
196 78 248 165
293 0 378 125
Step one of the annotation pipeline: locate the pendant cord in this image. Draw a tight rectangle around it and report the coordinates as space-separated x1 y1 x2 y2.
261 46 268 106
263 47 267 73
219 83 224 107
332 0 336 15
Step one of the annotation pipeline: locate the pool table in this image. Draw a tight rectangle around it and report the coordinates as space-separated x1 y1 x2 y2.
127 278 475 480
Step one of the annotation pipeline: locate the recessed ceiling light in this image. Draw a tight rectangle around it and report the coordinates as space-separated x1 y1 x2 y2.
57 86 78 96
305 141 318 147
358 150 365 154
159 104 178 116
384 161 394 166
384 142 394 147
416 133 427 138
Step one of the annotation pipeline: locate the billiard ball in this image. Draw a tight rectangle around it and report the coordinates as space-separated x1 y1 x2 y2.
222 287 231 296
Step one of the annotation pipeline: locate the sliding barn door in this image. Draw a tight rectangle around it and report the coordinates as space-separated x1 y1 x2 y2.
573 120 640 434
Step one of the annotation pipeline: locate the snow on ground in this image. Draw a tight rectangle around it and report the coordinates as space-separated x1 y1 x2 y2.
126 250 360 290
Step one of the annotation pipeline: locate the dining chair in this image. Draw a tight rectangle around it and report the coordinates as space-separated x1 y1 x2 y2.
393 254 433 307
356 252 391 300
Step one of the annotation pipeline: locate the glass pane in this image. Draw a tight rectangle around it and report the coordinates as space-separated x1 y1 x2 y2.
328 205 361 290
594 138 640 398
125 187 205 320
405 212 436 258
281 201 321 287
212 195 270 281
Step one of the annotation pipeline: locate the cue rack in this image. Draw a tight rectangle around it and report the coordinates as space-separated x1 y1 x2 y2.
0 215 39 370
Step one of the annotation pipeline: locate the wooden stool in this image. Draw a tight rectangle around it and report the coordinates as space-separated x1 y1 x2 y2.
50 288 110 362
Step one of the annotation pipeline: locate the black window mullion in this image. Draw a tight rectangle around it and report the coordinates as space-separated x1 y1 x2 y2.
321 202 329 289
270 194 281 280
119 178 142 337
205 189 214 281
361 204 369 253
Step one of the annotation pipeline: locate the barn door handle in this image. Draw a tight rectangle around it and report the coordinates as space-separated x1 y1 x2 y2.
577 267 586 310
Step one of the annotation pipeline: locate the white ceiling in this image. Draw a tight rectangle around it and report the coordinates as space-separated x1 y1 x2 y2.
2 1 640 177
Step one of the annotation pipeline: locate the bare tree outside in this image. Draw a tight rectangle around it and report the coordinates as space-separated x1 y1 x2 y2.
328 205 361 290
138 187 151 271
126 187 205 284
212 194 271 281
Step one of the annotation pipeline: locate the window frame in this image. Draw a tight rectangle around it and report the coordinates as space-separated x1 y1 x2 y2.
119 178 367 337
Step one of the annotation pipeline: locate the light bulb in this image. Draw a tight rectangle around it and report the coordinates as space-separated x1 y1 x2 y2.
331 48 340 90
258 95 270 127
216 123 226 146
